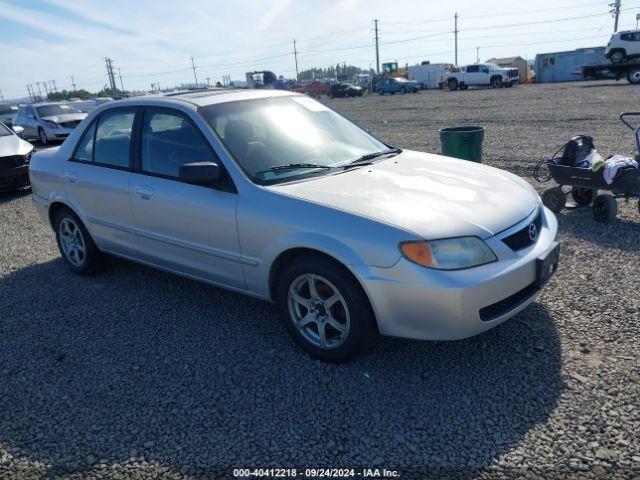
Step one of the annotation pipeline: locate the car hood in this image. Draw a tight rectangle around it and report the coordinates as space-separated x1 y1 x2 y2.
269 150 539 240
42 113 87 123
0 134 33 157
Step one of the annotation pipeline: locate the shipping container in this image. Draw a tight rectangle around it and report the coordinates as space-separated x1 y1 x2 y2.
535 47 606 83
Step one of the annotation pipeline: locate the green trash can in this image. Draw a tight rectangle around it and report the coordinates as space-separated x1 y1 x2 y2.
439 125 485 162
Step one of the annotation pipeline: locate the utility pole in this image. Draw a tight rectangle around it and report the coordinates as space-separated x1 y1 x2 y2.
105 57 117 97
191 56 198 85
373 19 380 74
454 13 459 66
476 47 480 63
0 89 4 103
118 67 125 93
71 75 77 92
293 39 299 81
206 77 211 87
610 0 621 32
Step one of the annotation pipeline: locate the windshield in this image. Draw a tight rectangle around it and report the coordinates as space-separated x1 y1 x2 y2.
200 95 388 184
36 104 82 117
0 122 12 136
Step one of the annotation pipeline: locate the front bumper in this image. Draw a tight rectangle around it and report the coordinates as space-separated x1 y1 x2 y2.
43 125 75 140
0 165 30 191
354 206 558 341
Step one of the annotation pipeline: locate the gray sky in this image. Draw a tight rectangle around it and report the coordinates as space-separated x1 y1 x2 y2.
1 0 639 99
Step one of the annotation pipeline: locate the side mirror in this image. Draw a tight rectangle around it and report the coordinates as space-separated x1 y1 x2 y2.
179 162 222 186
12 125 24 135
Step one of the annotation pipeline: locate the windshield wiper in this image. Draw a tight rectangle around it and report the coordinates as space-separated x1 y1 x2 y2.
344 148 402 167
255 163 332 176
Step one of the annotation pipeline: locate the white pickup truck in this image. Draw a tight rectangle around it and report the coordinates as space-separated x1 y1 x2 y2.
446 63 519 91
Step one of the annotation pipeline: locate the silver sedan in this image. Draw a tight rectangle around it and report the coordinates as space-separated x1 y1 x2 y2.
28 90 559 362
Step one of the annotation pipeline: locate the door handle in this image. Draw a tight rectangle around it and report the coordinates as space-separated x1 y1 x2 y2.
63 171 78 183
135 185 154 199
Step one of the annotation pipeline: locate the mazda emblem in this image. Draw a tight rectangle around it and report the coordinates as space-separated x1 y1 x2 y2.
528 223 538 242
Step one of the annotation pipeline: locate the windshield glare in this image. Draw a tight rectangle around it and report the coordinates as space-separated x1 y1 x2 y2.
200 95 387 183
36 104 82 117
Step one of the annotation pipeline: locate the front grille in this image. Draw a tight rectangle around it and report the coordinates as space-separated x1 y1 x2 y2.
60 120 80 128
508 70 518 78
502 211 542 251
479 283 537 322
0 154 28 169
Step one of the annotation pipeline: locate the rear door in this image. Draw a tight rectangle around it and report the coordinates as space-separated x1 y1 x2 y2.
464 65 482 85
63 107 140 255
128 106 244 289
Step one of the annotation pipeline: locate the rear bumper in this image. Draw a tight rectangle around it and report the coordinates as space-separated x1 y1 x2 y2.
353 206 558 341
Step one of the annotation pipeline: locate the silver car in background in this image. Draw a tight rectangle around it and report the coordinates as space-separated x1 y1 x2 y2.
29 90 559 362
0 104 19 127
13 102 87 144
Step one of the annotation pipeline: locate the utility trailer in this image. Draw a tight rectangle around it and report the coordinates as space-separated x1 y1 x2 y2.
581 62 640 85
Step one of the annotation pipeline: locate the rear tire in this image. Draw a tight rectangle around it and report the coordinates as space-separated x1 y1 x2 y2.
610 50 626 64
571 187 597 206
275 254 378 363
54 208 108 275
592 195 617 224
542 187 566 213
448 78 458 91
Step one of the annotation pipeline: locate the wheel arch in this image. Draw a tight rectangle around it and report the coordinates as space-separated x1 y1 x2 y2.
267 247 376 325
48 201 80 229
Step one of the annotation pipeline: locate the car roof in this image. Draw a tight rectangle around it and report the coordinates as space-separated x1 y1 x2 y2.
115 88 299 109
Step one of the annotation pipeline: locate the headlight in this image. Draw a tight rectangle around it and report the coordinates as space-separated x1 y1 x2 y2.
44 121 59 129
400 237 497 270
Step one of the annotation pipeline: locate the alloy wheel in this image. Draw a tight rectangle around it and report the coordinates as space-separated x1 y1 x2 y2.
287 274 350 349
59 217 86 267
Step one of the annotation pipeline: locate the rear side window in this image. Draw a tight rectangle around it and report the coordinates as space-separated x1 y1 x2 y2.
140 109 217 178
93 110 135 167
74 123 96 161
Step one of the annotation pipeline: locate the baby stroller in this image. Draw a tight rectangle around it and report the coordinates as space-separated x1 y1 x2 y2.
535 112 640 223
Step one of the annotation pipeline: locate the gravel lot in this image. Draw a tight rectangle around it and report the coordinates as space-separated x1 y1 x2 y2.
1 80 639 479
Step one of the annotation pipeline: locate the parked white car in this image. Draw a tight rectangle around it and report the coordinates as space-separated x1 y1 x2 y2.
605 30 640 63
446 64 519 91
0 122 34 191
29 90 559 362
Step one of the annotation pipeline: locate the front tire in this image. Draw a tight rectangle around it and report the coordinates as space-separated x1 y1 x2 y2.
275 254 377 363
571 187 596 206
38 128 49 145
627 68 640 85
448 78 458 91
54 208 108 275
490 77 503 88
592 195 617 223
542 187 566 213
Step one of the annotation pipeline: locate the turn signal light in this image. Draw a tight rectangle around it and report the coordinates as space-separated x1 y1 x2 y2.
400 242 433 267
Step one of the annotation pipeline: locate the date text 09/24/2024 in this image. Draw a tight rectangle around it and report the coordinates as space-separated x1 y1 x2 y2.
232 468 400 478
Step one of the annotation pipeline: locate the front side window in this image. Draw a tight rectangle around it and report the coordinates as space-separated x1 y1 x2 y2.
200 95 388 184
141 109 217 178
466 65 479 73
93 110 135 167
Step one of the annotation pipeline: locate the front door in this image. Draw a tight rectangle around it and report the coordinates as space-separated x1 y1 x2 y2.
129 107 245 289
